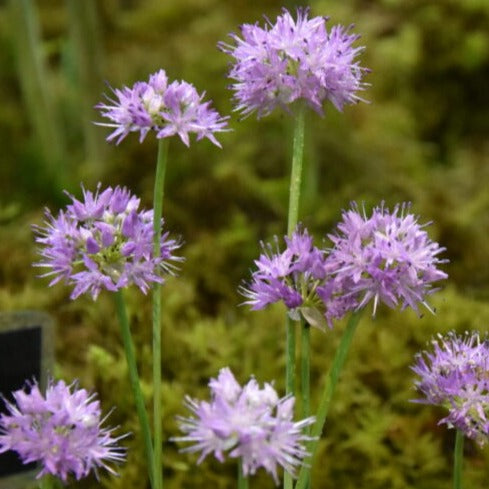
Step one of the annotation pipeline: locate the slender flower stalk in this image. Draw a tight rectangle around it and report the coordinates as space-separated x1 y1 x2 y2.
287 105 306 235
39 474 54 489
295 310 363 489
286 105 306 489
284 108 305 489
300 320 311 422
114 290 155 489
238 463 249 489
300 320 311 489
453 430 464 489
152 138 169 489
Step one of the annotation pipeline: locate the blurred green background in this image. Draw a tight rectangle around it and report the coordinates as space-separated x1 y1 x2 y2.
1 0 489 488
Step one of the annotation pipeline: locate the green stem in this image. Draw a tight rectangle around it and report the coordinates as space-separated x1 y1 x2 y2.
453 430 464 489
152 138 169 489
284 105 306 489
300 320 311 489
295 311 363 489
114 290 155 489
238 463 249 489
38 474 53 489
287 105 306 235
301 321 310 421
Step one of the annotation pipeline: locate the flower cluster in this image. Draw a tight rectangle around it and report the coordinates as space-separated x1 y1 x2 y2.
326 202 448 316
241 227 335 329
219 8 368 118
34 184 182 300
242 204 447 326
96 69 229 146
412 332 489 445
174 367 314 483
0 379 125 481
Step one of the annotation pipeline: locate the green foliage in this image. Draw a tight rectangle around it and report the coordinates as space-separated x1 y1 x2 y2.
0 0 489 488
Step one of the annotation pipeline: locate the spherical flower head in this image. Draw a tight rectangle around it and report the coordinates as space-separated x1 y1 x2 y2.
33 184 183 300
240 226 336 330
326 202 448 316
0 379 125 481
411 332 489 445
173 367 315 484
219 8 368 118
96 68 229 146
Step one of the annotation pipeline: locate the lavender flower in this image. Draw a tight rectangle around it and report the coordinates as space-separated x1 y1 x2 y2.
412 332 489 445
174 367 314 483
0 379 125 481
34 184 183 300
241 227 336 330
219 8 368 118
325 202 448 316
96 69 229 146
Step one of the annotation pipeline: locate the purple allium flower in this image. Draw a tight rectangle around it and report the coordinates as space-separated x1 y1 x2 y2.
241 227 337 330
33 184 183 300
173 367 315 484
326 202 448 316
411 332 489 445
0 379 125 481
219 8 368 118
96 69 229 146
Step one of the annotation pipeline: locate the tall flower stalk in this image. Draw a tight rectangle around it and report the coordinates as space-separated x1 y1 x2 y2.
295 311 362 489
287 104 306 397
238 462 249 489
114 290 155 488
453 430 464 489
152 138 169 489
